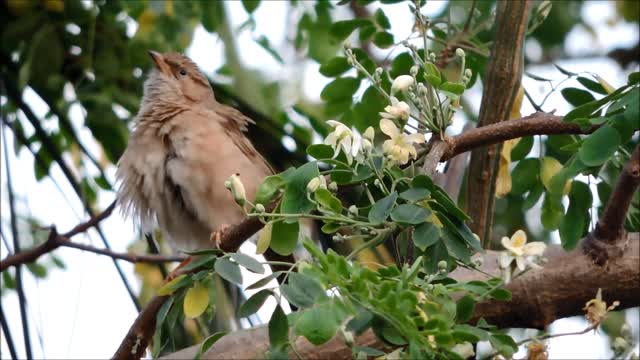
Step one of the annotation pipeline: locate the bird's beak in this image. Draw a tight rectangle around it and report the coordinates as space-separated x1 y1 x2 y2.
148 50 171 76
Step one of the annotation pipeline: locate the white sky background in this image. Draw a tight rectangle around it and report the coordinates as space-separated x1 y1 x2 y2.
1 0 639 359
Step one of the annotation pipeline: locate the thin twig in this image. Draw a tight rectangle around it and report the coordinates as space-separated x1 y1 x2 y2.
2 123 33 359
0 302 18 359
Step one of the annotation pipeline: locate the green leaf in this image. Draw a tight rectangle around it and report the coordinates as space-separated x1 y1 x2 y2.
255 175 286 205
295 304 340 345
423 240 449 274
559 181 591 250
156 296 175 328
399 188 430 202
577 76 607 94
413 222 440 251
307 144 334 159
238 289 272 317
198 331 227 358
541 194 564 231
359 24 377 41
423 62 442 87
256 35 284 64
231 253 264 274
246 271 284 290
440 82 466 96
201 1 224 32
374 8 391 29
554 63 577 76
270 220 299 256
320 77 360 102
368 192 398 224
510 158 540 195
215 257 243 285
510 136 534 161
181 255 216 272
430 186 470 221
26 263 47 278
280 272 326 308
372 31 394 48
269 305 289 350
241 0 260 13
319 57 351 77
523 183 544 210
455 295 476 322
490 334 518 357
314 188 343 213
629 72 640 84
561 88 596 107
489 288 512 301
453 324 490 342
281 162 320 218
442 229 471 263
390 52 413 78
330 19 372 41
578 126 620 166
390 204 430 225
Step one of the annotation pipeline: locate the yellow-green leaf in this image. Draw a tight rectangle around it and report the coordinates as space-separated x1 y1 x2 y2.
157 274 189 296
184 282 210 319
256 223 272 255
540 157 571 195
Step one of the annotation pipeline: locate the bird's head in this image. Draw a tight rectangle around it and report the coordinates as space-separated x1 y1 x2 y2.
143 51 215 108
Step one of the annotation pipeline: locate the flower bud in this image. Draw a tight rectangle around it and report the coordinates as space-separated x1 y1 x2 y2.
391 75 414 94
455 48 465 57
437 260 448 271
375 67 384 77
254 203 266 213
410 65 419 77
363 126 375 142
225 173 247 206
328 181 338 192
332 234 344 243
307 176 327 193
348 205 359 216
464 69 472 78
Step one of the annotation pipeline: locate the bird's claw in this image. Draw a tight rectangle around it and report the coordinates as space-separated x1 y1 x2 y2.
210 224 232 249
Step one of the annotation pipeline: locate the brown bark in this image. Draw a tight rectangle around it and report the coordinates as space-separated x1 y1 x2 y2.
465 0 532 247
162 236 640 359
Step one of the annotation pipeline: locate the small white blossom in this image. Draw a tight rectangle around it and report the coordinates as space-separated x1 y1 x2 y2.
456 48 466 57
499 230 546 273
324 120 355 164
361 126 375 153
380 118 425 165
380 97 411 121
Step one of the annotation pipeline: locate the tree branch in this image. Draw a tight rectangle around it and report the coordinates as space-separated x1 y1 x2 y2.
0 201 185 272
582 144 640 266
465 0 532 247
162 235 640 359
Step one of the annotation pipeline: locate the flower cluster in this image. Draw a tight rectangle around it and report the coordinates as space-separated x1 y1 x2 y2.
583 288 619 327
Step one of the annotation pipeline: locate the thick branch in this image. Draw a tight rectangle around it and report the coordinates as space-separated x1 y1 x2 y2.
593 144 640 243
163 235 640 359
466 0 532 246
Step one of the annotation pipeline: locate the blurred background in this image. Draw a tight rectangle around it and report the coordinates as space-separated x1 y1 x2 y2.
1 0 638 358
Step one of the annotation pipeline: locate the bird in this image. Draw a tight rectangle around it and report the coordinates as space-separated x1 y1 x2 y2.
116 51 273 251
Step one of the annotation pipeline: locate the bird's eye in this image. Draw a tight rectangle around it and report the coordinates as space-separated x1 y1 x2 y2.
179 68 187 76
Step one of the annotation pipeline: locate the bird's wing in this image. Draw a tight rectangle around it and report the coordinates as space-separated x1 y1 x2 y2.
163 109 272 233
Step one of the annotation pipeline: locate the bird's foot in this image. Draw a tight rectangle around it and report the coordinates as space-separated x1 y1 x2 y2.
209 224 232 249
165 256 193 281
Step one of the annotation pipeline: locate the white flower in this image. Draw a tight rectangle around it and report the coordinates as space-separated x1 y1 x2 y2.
361 126 375 152
451 342 475 359
499 230 546 272
391 75 414 94
324 120 354 164
306 175 327 193
380 98 411 121
380 118 425 165
225 173 246 206
455 48 466 57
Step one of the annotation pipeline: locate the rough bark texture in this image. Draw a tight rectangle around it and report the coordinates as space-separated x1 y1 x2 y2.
162 235 640 359
465 0 532 247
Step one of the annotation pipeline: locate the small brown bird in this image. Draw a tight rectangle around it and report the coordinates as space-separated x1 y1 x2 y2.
116 51 272 251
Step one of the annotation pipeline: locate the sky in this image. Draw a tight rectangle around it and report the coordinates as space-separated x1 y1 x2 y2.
1 1 639 359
